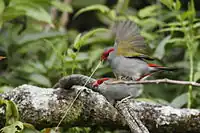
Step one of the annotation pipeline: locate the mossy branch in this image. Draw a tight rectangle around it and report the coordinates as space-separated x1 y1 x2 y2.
0 74 200 133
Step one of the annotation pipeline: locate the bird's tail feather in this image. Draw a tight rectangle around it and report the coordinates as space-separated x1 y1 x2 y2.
148 63 178 71
156 67 178 71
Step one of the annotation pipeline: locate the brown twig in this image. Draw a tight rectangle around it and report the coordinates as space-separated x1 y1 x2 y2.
107 78 200 87
59 0 71 29
44 6 57 30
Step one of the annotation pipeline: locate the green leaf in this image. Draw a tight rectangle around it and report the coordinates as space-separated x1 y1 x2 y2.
0 0 5 15
10 2 52 24
0 86 14 93
141 31 156 41
153 35 171 59
194 62 200 81
81 28 108 44
27 61 47 73
170 92 198 108
116 0 130 14
188 0 196 21
194 35 200 40
0 99 19 125
5 100 19 125
43 39 66 68
73 33 82 50
22 122 39 133
174 0 181 10
73 28 108 49
171 93 188 108
21 127 40 133
158 27 184 32
139 18 164 29
164 21 188 27
23 123 36 130
29 73 51 87
0 0 5 27
16 31 66 44
65 52 88 62
194 72 200 82
160 0 173 9
67 49 76 59
107 9 116 20
51 0 73 13
138 5 160 18
74 4 110 18
180 10 194 21
167 38 185 44
0 121 23 133
2 7 25 22
193 22 200 28
9 0 50 5
87 49 103 68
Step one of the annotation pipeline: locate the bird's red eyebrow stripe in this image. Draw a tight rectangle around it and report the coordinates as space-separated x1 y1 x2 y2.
107 48 114 53
148 63 161 67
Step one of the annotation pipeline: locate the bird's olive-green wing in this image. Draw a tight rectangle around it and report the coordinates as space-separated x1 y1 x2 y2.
112 20 152 59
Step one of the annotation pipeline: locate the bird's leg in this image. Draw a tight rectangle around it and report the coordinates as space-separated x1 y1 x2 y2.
115 76 126 82
119 76 124 80
113 72 119 80
112 73 124 82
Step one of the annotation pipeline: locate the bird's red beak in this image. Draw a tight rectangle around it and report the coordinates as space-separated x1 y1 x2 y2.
92 81 99 87
101 48 114 61
101 55 106 61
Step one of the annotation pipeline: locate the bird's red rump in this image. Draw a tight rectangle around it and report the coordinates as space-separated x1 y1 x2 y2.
97 78 109 83
97 78 109 85
148 63 162 67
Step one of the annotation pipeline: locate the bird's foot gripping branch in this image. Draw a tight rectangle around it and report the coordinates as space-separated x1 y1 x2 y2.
0 74 200 133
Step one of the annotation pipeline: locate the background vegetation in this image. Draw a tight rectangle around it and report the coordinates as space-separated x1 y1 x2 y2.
0 0 200 132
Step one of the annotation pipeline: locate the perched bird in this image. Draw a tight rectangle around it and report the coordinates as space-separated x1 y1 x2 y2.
101 20 176 81
92 78 143 104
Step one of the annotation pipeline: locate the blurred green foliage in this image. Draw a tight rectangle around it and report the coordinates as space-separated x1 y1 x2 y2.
0 0 200 132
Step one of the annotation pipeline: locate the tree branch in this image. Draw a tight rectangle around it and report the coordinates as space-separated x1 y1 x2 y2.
0 84 124 130
108 78 200 87
0 74 200 133
116 98 149 133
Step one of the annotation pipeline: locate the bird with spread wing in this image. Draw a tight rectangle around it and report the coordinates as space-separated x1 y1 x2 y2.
101 20 176 81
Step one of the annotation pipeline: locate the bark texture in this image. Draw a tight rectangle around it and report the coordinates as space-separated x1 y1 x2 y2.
0 74 200 133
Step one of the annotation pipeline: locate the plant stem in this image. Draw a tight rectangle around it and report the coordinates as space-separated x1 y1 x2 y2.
186 20 194 108
187 51 194 108
180 18 194 108
71 49 80 74
71 59 76 74
116 0 130 14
